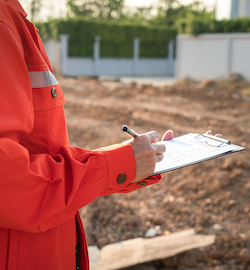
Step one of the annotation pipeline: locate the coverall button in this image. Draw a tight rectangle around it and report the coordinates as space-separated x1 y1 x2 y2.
117 174 127 184
51 87 57 98
137 181 147 186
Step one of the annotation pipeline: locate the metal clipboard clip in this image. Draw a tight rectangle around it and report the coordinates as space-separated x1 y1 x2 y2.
195 133 231 147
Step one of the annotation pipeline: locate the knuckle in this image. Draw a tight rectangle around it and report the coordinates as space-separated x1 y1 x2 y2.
140 134 150 143
159 154 164 162
147 130 159 140
155 143 165 153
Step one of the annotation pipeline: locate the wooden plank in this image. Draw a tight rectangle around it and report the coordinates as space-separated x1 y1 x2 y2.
94 229 215 270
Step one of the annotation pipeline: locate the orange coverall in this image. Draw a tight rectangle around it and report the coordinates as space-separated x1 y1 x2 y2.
0 0 161 269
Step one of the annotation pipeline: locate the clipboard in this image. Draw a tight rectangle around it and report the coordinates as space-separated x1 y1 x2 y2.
152 133 245 176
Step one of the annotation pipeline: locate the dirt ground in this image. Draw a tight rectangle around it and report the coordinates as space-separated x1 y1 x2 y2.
59 75 250 270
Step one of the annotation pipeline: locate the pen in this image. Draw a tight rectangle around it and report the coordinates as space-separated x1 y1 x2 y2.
123 125 140 138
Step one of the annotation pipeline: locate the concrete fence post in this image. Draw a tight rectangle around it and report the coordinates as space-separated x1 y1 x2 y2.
94 36 101 76
167 39 175 75
227 36 233 75
43 39 61 76
59 34 69 76
133 38 140 76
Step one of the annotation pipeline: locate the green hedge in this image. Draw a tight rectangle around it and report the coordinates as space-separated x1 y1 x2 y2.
36 18 177 57
178 17 250 36
36 17 250 57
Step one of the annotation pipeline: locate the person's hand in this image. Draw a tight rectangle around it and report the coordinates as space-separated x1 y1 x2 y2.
126 131 166 183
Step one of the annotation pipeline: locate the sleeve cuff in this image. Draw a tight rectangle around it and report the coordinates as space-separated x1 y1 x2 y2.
98 144 162 194
118 174 162 193
100 144 137 190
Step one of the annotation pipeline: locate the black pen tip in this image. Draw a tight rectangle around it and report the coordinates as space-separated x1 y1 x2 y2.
123 125 128 132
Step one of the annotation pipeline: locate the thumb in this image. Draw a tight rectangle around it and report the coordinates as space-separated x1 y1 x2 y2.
162 130 173 141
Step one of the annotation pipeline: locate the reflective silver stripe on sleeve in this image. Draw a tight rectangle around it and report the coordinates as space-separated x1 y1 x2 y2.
29 70 58 88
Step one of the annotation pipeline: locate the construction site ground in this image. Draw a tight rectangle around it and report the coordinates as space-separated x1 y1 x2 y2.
59 75 250 270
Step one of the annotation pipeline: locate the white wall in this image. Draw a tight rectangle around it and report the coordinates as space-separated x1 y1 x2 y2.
176 33 250 81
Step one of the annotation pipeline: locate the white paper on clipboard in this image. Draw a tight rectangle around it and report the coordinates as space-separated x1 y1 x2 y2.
152 133 245 176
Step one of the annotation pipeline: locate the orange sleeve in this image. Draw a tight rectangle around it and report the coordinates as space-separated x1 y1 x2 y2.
0 21 162 233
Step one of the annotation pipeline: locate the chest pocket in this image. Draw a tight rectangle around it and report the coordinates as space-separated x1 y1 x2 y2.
29 70 65 111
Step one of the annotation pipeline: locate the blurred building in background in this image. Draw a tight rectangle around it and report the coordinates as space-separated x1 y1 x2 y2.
231 0 250 19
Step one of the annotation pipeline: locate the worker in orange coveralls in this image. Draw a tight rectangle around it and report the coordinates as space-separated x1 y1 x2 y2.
0 0 174 269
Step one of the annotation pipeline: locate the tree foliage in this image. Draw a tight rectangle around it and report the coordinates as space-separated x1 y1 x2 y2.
19 0 43 20
22 0 218 33
67 0 124 20
65 0 216 32
150 0 215 31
